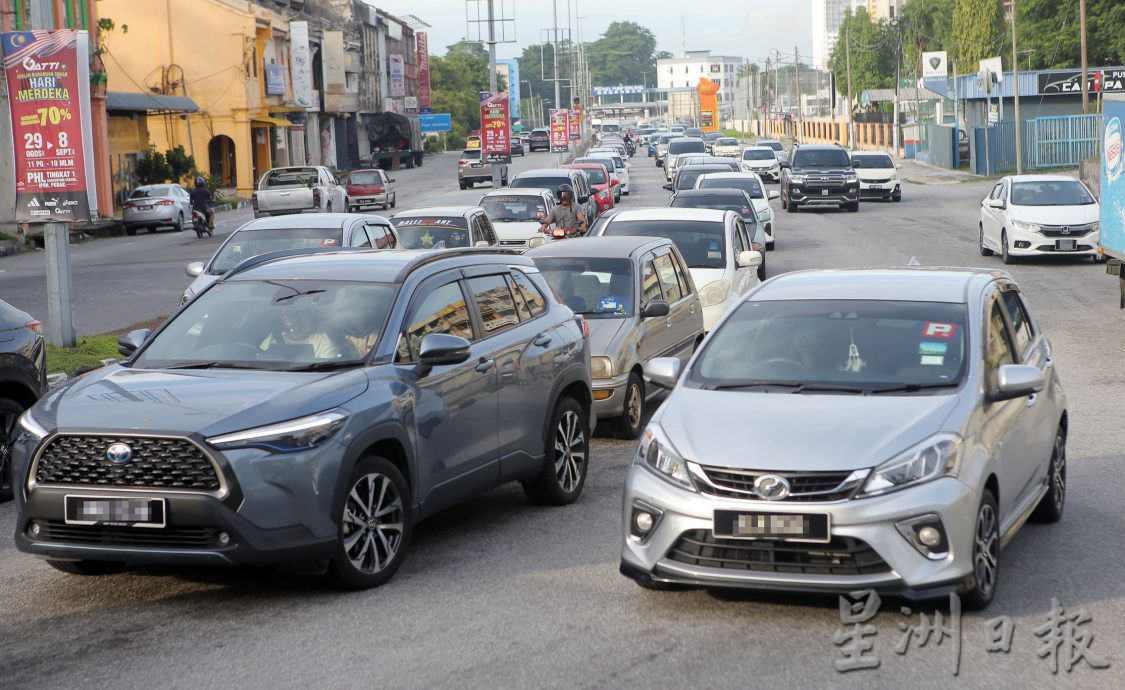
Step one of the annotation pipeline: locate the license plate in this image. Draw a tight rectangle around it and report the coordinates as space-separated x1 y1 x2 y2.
869 184 883 189
1056 239 1077 251
821 189 829 196
64 495 166 528
136 205 152 211
713 510 830 542
471 163 482 168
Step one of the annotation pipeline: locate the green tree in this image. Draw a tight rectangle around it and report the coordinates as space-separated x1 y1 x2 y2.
901 0 954 76
517 42 569 112
1012 0 1125 70
429 44 490 140
829 8 895 105
586 22 659 87
950 0 1006 71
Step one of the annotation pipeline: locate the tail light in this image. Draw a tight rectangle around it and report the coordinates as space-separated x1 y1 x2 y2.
25 320 42 336
459 159 469 165
251 192 258 211
156 199 175 206
122 201 135 209
313 188 321 207
575 315 589 339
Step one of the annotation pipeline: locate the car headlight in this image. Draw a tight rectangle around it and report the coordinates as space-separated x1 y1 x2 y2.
17 409 49 443
758 207 772 222
637 424 695 491
697 279 730 308
1012 220 1042 233
788 174 807 184
845 174 859 184
207 410 348 453
1087 221 1100 233
591 356 613 379
859 433 962 497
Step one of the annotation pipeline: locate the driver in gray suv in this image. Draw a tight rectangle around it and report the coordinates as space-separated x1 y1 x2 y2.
12 248 593 590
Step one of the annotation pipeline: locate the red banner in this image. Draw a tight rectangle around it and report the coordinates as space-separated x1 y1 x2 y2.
479 91 511 164
550 109 569 152
3 29 94 222
417 31 431 112
568 109 580 141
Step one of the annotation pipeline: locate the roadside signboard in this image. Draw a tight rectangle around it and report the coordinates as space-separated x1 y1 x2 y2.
550 109 569 152
417 31 431 113
2 29 96 222
568 109 580 140
417 112 452 133
592 85 645 96
480 91 511 164
1039 69 1125 96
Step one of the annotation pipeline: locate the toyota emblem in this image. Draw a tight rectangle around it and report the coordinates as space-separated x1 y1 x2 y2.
105 442 133 464
754 474 791 500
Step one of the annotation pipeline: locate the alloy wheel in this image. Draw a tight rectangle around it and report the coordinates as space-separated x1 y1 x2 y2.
1052 433 1066 513
625 382 643 431
553 409 586 493
341 472 404 574
973 501 999 599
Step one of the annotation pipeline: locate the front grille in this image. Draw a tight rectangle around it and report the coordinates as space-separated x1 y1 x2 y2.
1035 243 1095 252
36 521 222 548
668 530 891 576
1039 224 1095 238
35 435 222 492
864 178 891 184
499 239 529 246
696 466 860 502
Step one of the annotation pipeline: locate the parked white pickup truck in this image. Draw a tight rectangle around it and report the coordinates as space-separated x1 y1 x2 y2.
252 166 347 218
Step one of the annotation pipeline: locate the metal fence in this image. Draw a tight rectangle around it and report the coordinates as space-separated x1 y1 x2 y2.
1026 114 1102 170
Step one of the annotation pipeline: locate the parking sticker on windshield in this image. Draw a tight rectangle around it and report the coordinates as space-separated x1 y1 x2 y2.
919 341 949 356
598 297 622 313
922 322 957 339
921 355 945 366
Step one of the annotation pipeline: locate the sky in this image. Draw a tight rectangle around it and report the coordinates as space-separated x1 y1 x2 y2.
374 0 815 68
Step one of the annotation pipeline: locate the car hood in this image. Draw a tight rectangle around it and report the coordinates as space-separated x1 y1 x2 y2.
743 160 776 168
1010 204 1099 225
791 166 851 175
33 365 370 436
493 220 543 242
855 168 896 181
688 267 727 290
658 387 960 472
586 318 628 357
185 273 220 298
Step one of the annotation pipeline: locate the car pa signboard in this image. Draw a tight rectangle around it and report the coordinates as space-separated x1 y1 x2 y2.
550 109 569 152
568 109 580 140
479 91 512 164
2 29 97 222
1039 69 1125 96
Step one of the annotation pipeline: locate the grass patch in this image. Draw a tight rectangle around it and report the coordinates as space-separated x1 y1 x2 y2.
46 335 120 376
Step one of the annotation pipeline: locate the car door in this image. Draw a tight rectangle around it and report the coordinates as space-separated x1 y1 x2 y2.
979 291 1027 522
982 180 1006 243
380 169 393 200
651 248 698 362
667 246 703 360
364 221 397 249
394 275 500 510
637 252 667 363
175 186 192 219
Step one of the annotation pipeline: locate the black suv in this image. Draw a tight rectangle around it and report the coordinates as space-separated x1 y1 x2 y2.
13 248 593 589
780 143 860 213
528 128 551 152
0 298 47 501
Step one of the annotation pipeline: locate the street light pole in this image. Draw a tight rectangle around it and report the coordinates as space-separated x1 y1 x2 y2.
1011 0 1022 174
1080 0 1089 114
485 0 502 189
846 23 855 149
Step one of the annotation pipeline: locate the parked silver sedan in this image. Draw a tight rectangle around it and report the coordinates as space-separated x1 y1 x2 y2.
621 267 1066 610
529 236 705 438
122 184 193 235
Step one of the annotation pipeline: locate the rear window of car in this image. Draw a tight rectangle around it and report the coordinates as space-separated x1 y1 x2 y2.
571 167 606 184
670 195 755 221
347 171 382 185
510 176 567 193
717 138 738 146
668 139 707 155
130 186 171 198
263 169 318 188
601 219 726 269
758 141 784 151
697 176 764 198
210 227 344 274
461 150 481 160
391 217 472 249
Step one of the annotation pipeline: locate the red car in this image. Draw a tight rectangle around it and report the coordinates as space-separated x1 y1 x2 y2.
344 168 396 212
563 163 615 216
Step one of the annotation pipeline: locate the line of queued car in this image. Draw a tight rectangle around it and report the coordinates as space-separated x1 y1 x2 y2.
4 121 1071 614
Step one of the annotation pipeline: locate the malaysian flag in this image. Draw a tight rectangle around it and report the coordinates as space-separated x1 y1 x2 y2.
2 30 77 69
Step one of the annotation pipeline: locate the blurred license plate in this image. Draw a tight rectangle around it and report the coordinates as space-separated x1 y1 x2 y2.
1056 239 1077 251
136 205 152 211
869 184 883 189
64 495 166 528
821 189 829 196
713 510 829 542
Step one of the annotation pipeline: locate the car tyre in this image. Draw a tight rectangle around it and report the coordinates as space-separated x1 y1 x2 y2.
979 224 993 256
961 490 999 611
766 240 775 251
328 456 412 590
893 194 902 202
523 396 588 505
1031 425 1066 524
786 201 798 213
390 193 397 209
614 373 645 440
846 202 859 213
459 181 467 190
1001 230 1014 265
173 212 185 232
47 559 129 576
125 226 137 236
0 397 25 501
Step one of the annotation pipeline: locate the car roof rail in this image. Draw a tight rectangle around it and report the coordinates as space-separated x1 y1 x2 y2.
223 246 361 280
393 246 529 282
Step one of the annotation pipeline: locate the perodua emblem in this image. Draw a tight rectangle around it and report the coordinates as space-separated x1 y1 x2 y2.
754 474 791 500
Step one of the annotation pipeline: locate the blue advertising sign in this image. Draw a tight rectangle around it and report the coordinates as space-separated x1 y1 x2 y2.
265 64 286 96
592 84 646 96
1101 99 1125 259
417 113 452 133
498 58 521 121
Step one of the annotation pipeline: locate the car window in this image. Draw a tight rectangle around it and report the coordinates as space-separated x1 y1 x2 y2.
985 300 1016 388
367 223 396 249
670 251 693 296
988 183 1004 200
467 274 521 336
396 281 475 362
731 222 747 255
1011 180 1096 206
510 270 547 318
392 216 472 249
641 257 663 303
209 227 345 274
351 224 372 247
1001 290 1035 356
653 252 683 302
601 220 726 269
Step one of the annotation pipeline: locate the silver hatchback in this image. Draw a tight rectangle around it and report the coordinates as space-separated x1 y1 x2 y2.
621 267 1067 610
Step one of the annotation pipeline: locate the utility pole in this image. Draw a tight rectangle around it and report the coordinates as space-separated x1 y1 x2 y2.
553 0 563 166
846 23 854 149
893 19 903 155
1011 0 1022 174
794 46 802 142
1080 0 1089 114
485 0 502 189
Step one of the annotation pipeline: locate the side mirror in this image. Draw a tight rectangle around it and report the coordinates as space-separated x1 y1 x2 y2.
387 178 396 183
895 164 902 169
117 328 151 358
644 357 682 390
186 261 205 277
578 195 589 204
474 240 491 247
768 191 780 200
737 250 763 269
527 236 547 249
641 300 670 318
988 198 1007 209
417 333 472 375
988 364 1045 403
663 182 674 191
611 179 620 186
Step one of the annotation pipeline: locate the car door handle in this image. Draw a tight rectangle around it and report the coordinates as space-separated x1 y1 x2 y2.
533 333 552 347
475 358 495 373
1026 393 1038 407
1044 356 1054 369
666 317 673 329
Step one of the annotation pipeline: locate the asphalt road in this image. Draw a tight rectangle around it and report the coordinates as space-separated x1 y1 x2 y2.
3 149 1125 688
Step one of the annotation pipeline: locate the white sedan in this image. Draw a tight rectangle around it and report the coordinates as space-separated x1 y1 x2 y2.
979 175 1101 264
849 151 902 202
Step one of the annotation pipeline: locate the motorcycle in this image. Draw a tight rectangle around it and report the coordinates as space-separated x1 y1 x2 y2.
543 226 580 241
192 209 214 238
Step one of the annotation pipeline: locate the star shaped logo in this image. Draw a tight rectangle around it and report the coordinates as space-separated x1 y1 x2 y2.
421 231 435 247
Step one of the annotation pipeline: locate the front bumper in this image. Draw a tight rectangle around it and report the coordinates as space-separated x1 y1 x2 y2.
620 462 980 598
787 184 859 206
859 181 901 199
744 168 780 182
593 374 629 420
349 194 389 208
1006 226 1101 256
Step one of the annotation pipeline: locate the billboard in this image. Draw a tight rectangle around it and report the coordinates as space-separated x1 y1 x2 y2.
323 31 346 96
417 32 431 112
550 109 569 152
1039 69 1125 96
480 91 511 164
390 55 405 98
568 109 580 140
3 29 96 222
289 21 314 109
921 51 948 97
497 58 520 121
592 84 645 96
417 113 452 133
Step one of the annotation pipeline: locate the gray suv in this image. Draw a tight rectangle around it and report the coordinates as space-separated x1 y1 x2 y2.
13 248 593 589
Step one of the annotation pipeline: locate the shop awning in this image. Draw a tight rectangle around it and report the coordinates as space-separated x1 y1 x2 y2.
251 116 293 128
860 87 946 103
106 91 199 113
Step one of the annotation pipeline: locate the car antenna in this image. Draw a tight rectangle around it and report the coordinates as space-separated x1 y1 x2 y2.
907 256 921 268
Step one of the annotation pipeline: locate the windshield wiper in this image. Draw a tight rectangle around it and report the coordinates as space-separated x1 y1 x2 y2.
274 289 326 303
869 382 960 394
286 360 365 372
162 361 273 370
706 380 805 391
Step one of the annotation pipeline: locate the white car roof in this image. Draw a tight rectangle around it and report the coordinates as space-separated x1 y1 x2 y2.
1006 174 1085 183
392 206 479 219
604 208 729 222
742 146 774 152
480 188 552 198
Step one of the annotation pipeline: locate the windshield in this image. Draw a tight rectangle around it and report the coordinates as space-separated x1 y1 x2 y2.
716 138 738 146
850 154 893 169
602 219 726 269
573 167 607 184
536 258 634 318
346 171 382 185
793 149 852 168
135 280 397 369
601 124 621 134
1011 180 1096 206
698 177 764 198
481 195 548 222
758 141 783 152
210 228 345 275
391 217 472 249
689 300 968 391
263 169 318 188
130 186 171 199
743 149 775 161
669 140 707 155
511 176 566 193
